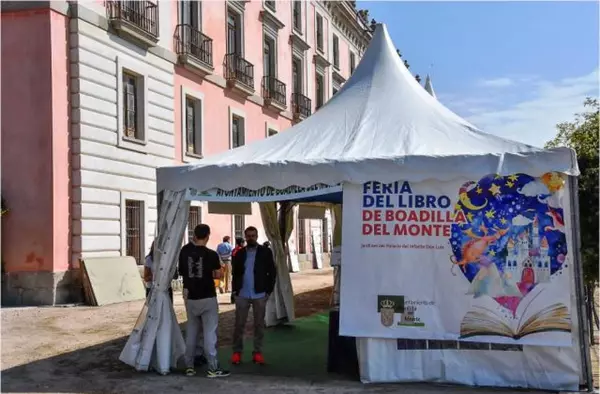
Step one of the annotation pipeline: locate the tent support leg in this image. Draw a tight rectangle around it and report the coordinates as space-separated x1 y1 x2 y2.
568 176 594 391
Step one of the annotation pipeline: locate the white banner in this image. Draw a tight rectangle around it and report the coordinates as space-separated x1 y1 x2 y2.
340 172 573 347
185 184 342 202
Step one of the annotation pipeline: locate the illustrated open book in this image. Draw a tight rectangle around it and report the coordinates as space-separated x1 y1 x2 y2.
459 286 572 340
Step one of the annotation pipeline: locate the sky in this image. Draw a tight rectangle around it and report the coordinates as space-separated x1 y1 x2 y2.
358 1 600 147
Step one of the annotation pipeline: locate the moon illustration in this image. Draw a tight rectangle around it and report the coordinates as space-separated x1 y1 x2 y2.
459 193 488 210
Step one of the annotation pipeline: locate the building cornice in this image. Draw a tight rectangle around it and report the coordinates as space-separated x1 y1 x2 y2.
1 1 69 15
325 1 372 53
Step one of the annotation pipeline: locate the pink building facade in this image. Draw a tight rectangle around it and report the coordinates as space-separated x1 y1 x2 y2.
1 0 370 305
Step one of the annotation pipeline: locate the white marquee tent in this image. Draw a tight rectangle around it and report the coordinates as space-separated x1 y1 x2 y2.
120 25 590 390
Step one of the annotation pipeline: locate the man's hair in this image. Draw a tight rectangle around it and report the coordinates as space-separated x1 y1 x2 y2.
244 226 258 235
235 237 245 246
222 235 231 242
194 224 211 240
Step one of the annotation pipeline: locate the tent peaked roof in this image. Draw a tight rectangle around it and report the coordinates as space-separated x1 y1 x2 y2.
157 24 578 193
424 74 436 98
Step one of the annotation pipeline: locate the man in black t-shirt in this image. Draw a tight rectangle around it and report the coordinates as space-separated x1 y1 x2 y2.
179 224 230 378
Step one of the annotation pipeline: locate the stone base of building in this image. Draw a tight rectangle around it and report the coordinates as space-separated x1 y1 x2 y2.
297 253 332 271
1 269 82 306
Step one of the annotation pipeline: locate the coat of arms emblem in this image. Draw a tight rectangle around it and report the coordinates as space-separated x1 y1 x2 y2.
379 298 396 327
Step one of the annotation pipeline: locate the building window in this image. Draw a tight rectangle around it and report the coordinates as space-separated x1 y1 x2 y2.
123 71 142 140
227 9 242 55
298 219 306 254
263 35 276 78
322 217 329 253
265 0 275 11
180 0 201 29
185 96 202 156
316 14 323 52
268 128 278 137
315 72 324 109
293 0 302 33
350 52 356 74
188 206 201 241
117 56 148 152
234 215 245 240
292 56 302 94
332 34 339 69
125 199 143 265
231 114 245 148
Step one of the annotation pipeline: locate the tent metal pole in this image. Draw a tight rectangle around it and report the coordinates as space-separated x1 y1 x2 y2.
568 176 594 391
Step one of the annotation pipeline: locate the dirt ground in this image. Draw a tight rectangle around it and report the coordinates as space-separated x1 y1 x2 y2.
1 269 595 394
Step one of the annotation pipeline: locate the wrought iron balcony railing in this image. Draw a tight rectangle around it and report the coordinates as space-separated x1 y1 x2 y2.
175 24 213 67
262 76 286 108
107 1 159 38
292 92 311 119
224 53 254 90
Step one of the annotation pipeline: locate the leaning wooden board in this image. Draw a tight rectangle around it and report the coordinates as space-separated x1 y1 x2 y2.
81 256 146 306
80 262 97 306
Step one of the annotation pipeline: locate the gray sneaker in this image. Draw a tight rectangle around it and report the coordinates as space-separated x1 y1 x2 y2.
206 367 231 378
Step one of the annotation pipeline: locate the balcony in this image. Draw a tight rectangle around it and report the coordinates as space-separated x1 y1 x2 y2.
106 1 159 47
262 76 287 112
224 53 255 97
175 24 214 77
291 92 311 120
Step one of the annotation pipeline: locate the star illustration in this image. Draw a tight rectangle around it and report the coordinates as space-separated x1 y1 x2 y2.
476 186 483 194
489 184 501 196
494 174 502 179
454 203 462 211
485 209 496 219
489 250 496 257
500 217 507 225
508 174 519 182
505 181 514 188
466 212 474 222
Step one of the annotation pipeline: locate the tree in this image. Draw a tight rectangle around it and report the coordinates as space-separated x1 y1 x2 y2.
545 98 599 286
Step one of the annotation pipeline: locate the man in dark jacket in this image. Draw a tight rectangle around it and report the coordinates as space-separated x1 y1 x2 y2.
230 226 276 365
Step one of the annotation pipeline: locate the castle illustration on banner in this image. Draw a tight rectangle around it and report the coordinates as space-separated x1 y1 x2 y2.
503 216 551 287
448 173 572 341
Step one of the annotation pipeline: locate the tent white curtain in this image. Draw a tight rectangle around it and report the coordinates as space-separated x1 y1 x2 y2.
331 204 342 307
120 190 190 374
259 202 295 326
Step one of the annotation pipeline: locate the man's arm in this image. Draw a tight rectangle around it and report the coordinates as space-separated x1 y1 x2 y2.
212 251 224 280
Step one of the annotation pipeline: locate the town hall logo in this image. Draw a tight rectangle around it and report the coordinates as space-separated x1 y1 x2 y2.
377 295 404 327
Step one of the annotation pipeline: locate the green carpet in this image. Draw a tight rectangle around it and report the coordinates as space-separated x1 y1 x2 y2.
217 312 330 379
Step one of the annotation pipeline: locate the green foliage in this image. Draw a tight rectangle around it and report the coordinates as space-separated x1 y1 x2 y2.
546 98 599 285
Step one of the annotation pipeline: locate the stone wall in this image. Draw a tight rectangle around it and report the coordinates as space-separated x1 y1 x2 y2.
297 253 331 271
1 270 82 306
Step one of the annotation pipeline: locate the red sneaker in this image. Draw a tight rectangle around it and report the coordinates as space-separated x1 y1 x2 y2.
252 352 265 365
231 352 242 365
